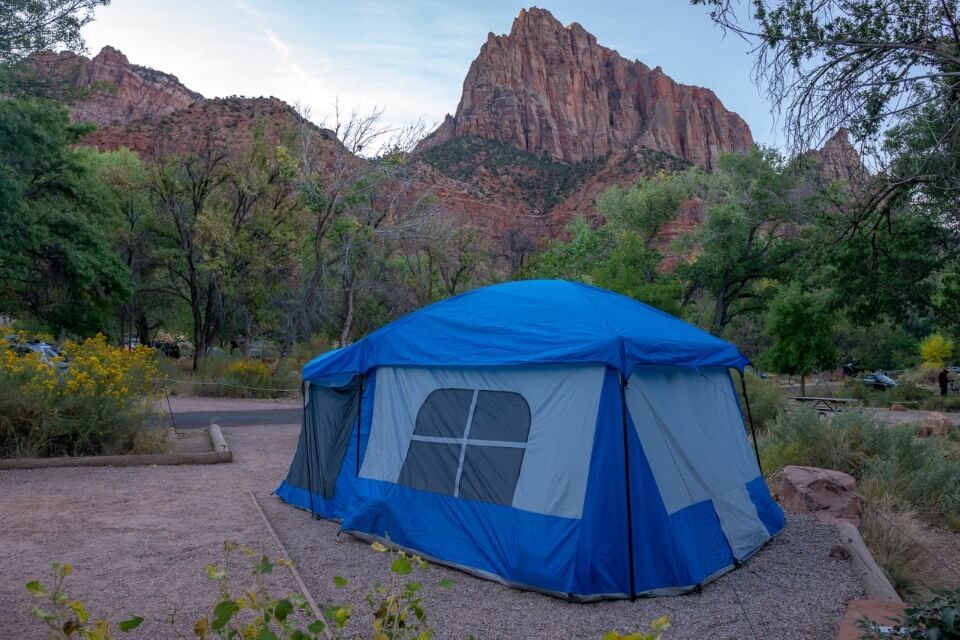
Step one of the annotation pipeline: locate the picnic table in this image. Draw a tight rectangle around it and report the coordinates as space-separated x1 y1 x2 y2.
792 396 858 414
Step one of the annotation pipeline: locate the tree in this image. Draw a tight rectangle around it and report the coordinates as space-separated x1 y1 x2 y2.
920 333 954 368
677 147 808 330
762 284 837 396
694 0 960 238
0 97 130 335
0 0 109 66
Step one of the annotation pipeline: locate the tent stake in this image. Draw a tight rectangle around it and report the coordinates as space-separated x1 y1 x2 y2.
619 372 637 602
738 370 764 477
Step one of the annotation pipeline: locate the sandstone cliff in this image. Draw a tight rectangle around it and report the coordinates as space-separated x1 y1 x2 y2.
805 129 869 185
27 46 202 126
418 7 753 169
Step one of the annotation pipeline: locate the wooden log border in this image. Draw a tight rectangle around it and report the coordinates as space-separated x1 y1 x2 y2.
0 424 232 470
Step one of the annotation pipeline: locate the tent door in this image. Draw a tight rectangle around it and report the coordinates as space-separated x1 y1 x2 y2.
286 376 361 503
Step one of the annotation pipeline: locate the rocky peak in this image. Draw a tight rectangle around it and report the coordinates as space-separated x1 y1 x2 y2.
809 129 868 185
26 46 202 126
418 7 753 169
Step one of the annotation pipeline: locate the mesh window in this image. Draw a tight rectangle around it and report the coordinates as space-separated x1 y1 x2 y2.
469 391 531 442
397 440 461 496
413 388 475 438
459 444 526 505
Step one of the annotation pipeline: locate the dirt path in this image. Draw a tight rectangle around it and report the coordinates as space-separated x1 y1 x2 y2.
0 425 300 638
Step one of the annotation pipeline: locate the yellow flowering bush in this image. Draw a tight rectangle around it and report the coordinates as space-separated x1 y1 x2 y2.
0 334 166 458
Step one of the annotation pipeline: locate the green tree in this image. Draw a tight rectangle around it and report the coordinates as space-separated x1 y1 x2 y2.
762 284 837 395
0 98 130 335
0 0 109 66
677 147 808 330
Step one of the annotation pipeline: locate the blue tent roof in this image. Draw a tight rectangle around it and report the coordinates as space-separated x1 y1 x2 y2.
303 280 748 380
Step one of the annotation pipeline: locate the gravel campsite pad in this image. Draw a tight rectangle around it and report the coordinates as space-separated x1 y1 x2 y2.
0 420 861 639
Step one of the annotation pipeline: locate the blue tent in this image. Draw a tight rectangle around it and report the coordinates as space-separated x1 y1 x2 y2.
276 280 784 600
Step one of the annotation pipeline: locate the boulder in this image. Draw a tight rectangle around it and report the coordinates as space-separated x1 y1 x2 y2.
779 465 863 526
889 403 908 412
917 412 956 437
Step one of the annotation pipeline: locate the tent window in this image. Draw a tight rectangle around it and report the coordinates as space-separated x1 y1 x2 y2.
398 388 531 506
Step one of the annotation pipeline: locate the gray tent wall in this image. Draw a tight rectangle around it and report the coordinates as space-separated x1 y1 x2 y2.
283 376 361 512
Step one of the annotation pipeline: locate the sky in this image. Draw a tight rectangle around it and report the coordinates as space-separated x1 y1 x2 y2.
81 1 780 147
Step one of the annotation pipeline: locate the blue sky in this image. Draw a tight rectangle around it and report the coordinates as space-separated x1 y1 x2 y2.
82 1 779 146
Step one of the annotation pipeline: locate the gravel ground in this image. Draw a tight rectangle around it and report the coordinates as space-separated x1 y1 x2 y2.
172 428 214 453
259 499 862 640
0 424 302 639
1 418 862 640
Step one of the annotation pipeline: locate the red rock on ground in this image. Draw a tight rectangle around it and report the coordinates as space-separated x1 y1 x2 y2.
836 599 907 640
780 465 863 527
917 412 956 437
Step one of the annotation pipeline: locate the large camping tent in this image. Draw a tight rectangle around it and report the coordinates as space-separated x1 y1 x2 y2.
276 280 784 600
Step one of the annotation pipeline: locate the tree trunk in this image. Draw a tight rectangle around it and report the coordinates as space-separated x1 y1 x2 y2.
800 374 806 397
340 280 355 346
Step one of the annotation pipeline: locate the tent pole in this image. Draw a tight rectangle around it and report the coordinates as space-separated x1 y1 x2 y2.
356 374 365 477
738 370 764 477
302 382 317 518
618 371 637 602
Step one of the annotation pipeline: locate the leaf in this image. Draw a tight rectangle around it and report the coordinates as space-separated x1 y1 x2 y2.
31 606 54 622
193 617 210 639
119 616 144 632
205 564 225 581
307 620 326 633
257 555 274 575
257 628 278 640
273 599 293 622
211 599 240 630
438 578 453 589
25 581 48 597
333 576 348 588
371 542 388 553
406 581 422 592
391 555 413 575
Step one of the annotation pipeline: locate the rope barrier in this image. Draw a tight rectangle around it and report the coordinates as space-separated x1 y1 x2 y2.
154 377 301 394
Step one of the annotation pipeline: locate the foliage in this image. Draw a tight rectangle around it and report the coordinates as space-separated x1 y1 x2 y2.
0 334 165 457
736 370 788 431
0 97 131 335
418 135 606 213
761 284 836 392
921 334 955 369
760 410 960 527
860 588 960 639
25 561 142 639
0 0 109 66
675 147 809 330
602 616 671 640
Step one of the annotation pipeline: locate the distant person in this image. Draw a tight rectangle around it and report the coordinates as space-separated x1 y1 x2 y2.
939 368 950 396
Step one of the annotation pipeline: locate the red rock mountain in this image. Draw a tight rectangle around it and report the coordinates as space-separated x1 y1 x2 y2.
27 46 202 126
418 7 753 169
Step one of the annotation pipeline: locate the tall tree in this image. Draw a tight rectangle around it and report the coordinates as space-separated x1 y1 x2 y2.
677 147 808 330
763 283 837 395
0 98 129 335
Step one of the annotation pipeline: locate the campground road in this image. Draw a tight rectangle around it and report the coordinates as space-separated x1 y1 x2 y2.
160 408 301 429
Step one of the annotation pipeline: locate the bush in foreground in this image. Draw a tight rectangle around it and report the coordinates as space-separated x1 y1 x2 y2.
0 334 166 458
26 542 671 639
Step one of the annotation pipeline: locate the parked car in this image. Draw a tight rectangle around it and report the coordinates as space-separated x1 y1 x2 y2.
7 339 70 373
859 373 898 390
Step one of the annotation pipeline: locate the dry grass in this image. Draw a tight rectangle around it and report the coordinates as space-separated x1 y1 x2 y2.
859 492 951 599
127 427 173 455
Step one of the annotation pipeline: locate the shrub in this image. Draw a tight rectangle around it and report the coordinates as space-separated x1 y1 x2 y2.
920 334 954 369
736 370 788 431
760 410 960 528
860 588 960 639
192 358 299 398
0 334 165 457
